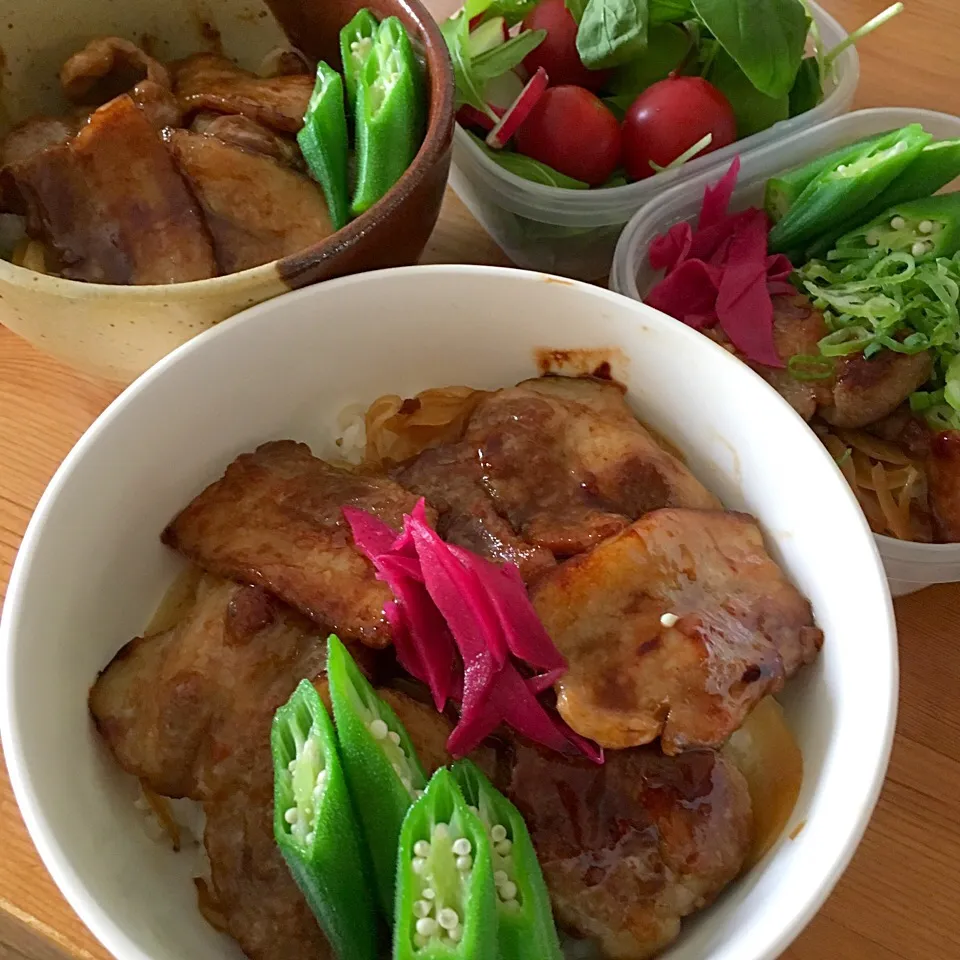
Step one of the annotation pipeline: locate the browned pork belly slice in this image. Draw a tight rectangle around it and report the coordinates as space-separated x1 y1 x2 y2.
190 112 304 169
464 377 720 556
60 36 171 103
1 95 217 283
88 575 328 799
507 742 752 960
165 130 331 272
162 440 432 646
173 53 313 133
531 508 823 753
929 430 960 542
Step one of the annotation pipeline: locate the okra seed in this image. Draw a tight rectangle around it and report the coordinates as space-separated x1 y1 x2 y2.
448 926 463 943
415 790 425 799
867 234 880 247
413 900 432 918
919 220 935 234
499 880 518 901
468 805 479 815
422 887 436 900
369 719 389 740
388 731 402 746
287 759 297 772
456 855 473 872
495 839 513 856
414 934 428 948
437 908 460 930
414 840 432 858
891 216 906 230
305 831 315 846
837 164 847 173
434 823 450 840
452 838 472 856
494 870 509 885
412 857 426 874
416 917 438 937
912 241 929 257
401 776 412 791
284 808 298 824
491 824 508 843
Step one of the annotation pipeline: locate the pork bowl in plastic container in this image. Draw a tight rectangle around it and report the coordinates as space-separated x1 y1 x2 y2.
2 266 896 960
448 1 858 281
611 107 960 596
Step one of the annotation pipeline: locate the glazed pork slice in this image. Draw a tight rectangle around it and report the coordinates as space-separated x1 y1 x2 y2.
60 37 171 103
173 53 313 133
190 113 303 169
90 575 336 960
508 742 752 960
394 441 558 582
464 377 720 556
1 95 217 283
929 430 960 542
162 440 431 646
531 508 823 753
166 130 332 272
89 575 329 799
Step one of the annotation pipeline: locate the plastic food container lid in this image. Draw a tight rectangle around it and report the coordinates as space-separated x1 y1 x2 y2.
609 107 960 595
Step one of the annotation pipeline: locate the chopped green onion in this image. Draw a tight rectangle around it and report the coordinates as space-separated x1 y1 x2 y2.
649 133 714 174
787 353 834 380
835 447 853 467
818 326 876 356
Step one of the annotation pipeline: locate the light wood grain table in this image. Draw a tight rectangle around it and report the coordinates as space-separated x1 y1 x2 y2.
2 1 960 958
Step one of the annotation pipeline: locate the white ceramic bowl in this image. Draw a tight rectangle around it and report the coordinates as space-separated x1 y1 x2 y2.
1 266 897 960
610 108 960 597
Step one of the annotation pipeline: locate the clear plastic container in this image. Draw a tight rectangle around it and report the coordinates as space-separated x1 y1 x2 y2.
448 1 859 281
610 107 960 596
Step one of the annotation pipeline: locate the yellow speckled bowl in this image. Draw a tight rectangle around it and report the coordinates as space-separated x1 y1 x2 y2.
0 0 454 383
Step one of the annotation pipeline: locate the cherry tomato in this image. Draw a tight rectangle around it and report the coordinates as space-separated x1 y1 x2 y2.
521 0 609 92
622 76 737 182
515 85 621 186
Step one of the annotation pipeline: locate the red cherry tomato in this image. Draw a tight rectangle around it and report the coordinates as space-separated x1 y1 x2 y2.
521 0 609 92
622 76 737 182
515 85 621 186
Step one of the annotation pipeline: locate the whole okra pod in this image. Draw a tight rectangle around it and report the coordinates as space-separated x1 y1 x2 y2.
768 125 933 253
298 62 351 231
327 634 429 918
351 16 426 218
394 767 498 959
451 760 563 960
271 678 380 960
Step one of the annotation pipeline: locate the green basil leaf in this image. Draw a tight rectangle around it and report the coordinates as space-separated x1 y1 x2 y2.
468 133 590 188
441 12 496 118
565 0 589 24
789 55 824 117
606 22 690 99
576 0 649 70
690 0 808 98
473 29 547 82
707 49 789 136
648 0 693 23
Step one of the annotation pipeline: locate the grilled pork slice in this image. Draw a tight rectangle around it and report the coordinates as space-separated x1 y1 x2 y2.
929 430 960 542
173 53 313 133
394 376 718 578
394 441 558 582
190 113 304 169
162 440 431 646
508 742 752 960
464 377 720 557
89 575 328 799
531 509 822 753
1 95 217 283
59 36 171 104
166 130 331 273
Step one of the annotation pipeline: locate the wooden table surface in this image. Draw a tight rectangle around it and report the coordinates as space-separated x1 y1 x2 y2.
3 1 960 958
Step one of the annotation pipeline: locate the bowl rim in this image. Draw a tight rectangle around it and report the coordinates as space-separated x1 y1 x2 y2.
0 264 898 960
0 0 455 298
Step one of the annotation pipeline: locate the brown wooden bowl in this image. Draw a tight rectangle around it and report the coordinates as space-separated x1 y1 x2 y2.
0 0 454 383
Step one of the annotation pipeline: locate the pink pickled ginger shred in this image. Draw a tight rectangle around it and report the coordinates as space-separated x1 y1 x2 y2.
645 157 791 370
344 501 601 763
